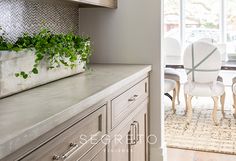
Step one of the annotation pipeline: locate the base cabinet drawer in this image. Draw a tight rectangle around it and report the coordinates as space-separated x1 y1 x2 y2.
111 78 148 129
21 105 106 161
79 142 107 161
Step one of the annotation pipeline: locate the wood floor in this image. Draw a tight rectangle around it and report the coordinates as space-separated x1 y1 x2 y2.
167 148 236 161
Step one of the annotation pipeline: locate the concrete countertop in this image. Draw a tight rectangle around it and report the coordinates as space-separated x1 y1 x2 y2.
0 64 151 159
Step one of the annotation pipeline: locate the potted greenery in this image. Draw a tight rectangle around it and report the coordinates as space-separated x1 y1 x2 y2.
0 27 91 98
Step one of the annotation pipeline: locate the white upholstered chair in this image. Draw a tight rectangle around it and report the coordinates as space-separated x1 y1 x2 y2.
164 37 181 57
198 38 227 61
198 38 224 82
165 79 177 113
165 68 181 104
184 41 225 125
164 37 182 104
198 38 216 44
232 77 236 118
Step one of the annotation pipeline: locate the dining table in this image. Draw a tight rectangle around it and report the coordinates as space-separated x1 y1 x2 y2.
164 56 236 101
165 56 236 70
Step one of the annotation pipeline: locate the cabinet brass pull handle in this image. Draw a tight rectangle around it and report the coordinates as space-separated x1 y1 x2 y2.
133 121 139 143
61 143 79 159
129 123 136 145
128 97 135 102
52 155 60 160
52 143 78 160
128 95 138 102
69 143 77 147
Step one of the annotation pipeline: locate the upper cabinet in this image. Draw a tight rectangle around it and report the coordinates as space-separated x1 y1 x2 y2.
71 0 117 8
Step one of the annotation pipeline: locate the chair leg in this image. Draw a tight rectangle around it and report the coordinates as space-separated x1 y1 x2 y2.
220 92 225 118
184 94 188 115
176 81 180 105
172 88 177 114
233 93 236 118
212 96 219 126
186 95 193 124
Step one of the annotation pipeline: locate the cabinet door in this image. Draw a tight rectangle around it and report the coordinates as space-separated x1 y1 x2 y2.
79 142 107 161
110 122 131 161
109 100 148 161
131 103 148 161
91 148 106 161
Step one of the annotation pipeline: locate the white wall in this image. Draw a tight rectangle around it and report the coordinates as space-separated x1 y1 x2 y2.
79 0 164 160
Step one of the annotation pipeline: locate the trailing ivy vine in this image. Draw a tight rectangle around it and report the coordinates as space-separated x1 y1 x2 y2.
0 27 92 79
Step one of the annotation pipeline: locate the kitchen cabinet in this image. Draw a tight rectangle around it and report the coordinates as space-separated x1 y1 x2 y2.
109 100 148 161
110 122 131 161
0 65 151 161
20 105 107 161
79 143 107 161
77 0 117 8
131 106 147 161
111 78 148 129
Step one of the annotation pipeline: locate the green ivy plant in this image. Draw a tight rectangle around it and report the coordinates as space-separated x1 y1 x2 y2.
0 27 92 79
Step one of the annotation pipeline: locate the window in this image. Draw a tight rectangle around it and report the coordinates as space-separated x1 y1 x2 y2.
226 0 236 58
164 0 236 61
185 0 220 44
164 0 180 41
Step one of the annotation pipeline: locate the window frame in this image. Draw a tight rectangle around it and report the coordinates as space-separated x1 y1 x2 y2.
164 0 236 61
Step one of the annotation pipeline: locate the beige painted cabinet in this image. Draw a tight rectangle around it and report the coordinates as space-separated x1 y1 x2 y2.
79 143 107 161
20 105 107 161
78 0 117 8
110 122 130 161
109 100 148 161
131 106 148 161
3 75 149 161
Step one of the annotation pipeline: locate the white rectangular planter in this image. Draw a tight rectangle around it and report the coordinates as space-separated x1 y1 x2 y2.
0 50 85 98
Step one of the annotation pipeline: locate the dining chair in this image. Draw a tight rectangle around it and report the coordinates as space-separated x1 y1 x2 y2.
165 68 181 104
183 41 225 125
184 39 224 107
198 38 228 61
164 37 181 57
232 77 236 118
198 38 216 44
164 37 182 104
165 79 177 114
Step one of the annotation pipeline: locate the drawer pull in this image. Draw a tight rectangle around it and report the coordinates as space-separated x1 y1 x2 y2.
61 143 79 159
129 123 137 145
52 155 60 160
128 97 136 102
128 95 139 102
133 121 140 142
69 142 77 147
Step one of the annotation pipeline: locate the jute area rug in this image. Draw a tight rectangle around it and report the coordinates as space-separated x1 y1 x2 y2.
165 107 236 155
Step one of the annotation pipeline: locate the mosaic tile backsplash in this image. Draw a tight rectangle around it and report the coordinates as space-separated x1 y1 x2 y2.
0 0 80 42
